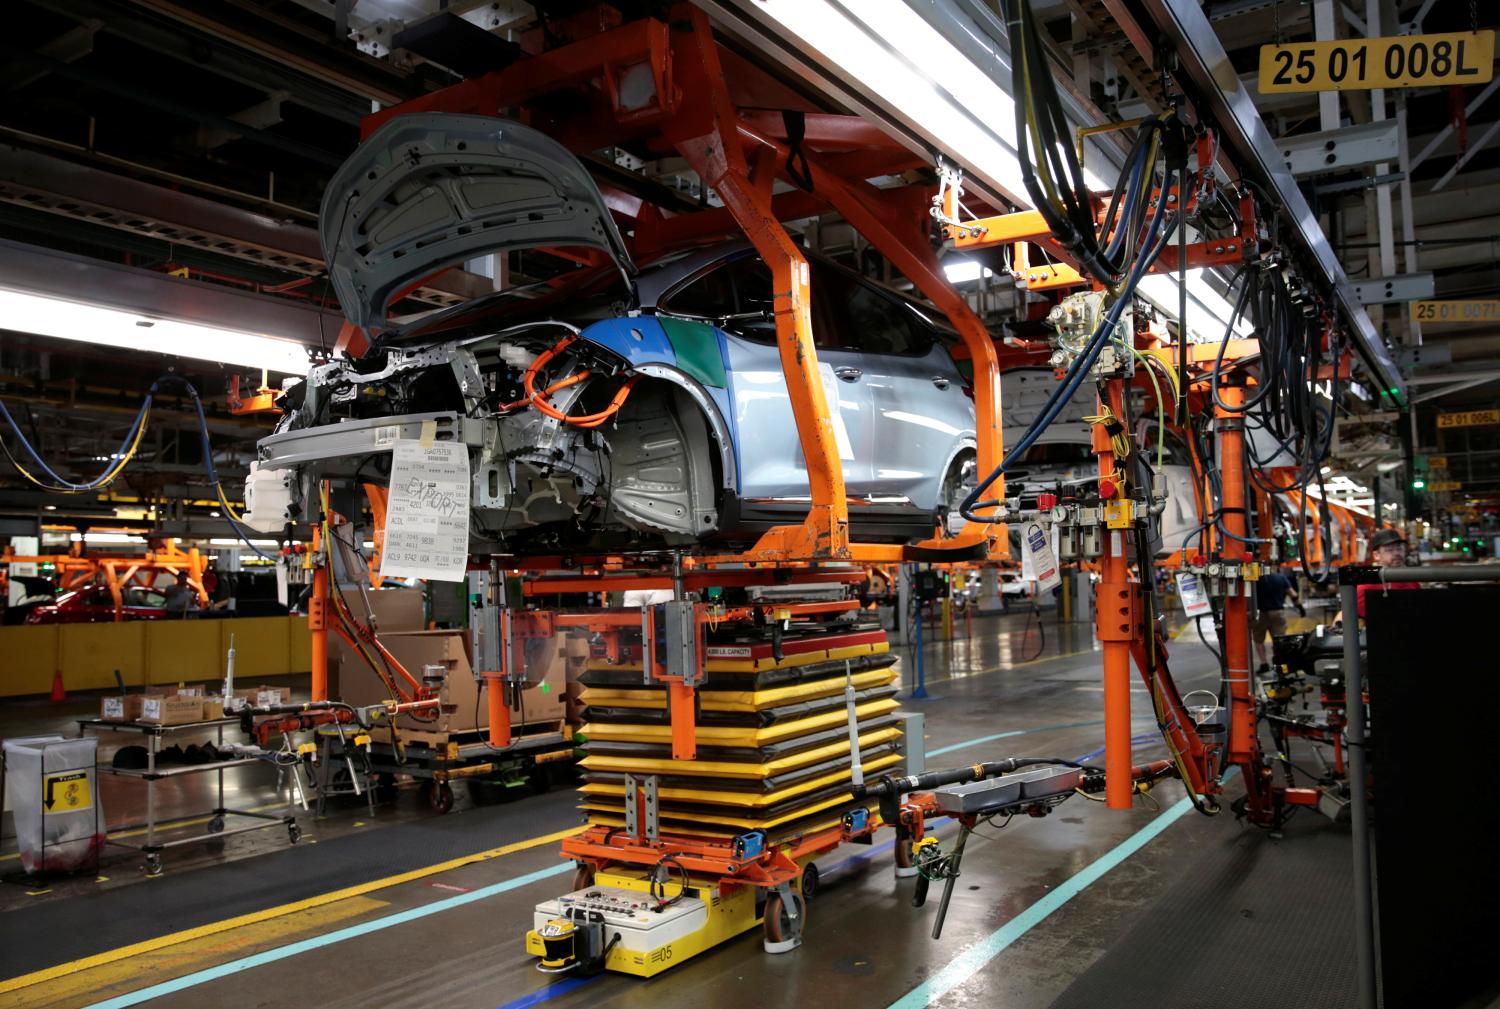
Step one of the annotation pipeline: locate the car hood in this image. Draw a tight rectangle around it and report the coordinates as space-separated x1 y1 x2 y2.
322 113 636 333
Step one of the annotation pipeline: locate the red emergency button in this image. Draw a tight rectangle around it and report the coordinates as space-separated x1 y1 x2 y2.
1099 479 1117 499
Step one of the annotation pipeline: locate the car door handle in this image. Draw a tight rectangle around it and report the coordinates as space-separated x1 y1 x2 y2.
834 367 863 382
931 376 951 389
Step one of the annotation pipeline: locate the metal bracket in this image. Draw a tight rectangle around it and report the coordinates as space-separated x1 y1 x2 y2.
1353 273 1434 305
1277 119 1399 177
623 773 658 844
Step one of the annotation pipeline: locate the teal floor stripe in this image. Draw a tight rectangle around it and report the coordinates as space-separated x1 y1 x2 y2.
884 794 1195 1009
80 862 573 1009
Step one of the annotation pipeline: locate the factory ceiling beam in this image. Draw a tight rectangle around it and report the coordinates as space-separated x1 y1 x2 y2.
21 0 371 124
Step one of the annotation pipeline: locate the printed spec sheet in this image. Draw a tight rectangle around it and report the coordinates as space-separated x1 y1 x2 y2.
379 439 471 582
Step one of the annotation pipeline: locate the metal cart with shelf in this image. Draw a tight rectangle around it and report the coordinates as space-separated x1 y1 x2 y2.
79 718 300 876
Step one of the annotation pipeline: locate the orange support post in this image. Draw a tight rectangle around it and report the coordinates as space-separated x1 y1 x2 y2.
487 676 513 748
1216 384 1272 818
1094 379 1135 810
667 682 697 760
673 10 848 561
310 564 329 702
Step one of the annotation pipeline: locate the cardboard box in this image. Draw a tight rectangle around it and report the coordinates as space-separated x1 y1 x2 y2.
100 695 145 721
336 628 565 733
139 694 204 725
201 699 225 720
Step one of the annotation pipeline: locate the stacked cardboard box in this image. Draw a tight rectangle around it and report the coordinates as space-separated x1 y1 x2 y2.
576 619 900 843
329 586 566 734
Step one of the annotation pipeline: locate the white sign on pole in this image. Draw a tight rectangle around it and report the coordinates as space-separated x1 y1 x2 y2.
379 440 471 582
1175 572 1214 618
1022 521 1061 592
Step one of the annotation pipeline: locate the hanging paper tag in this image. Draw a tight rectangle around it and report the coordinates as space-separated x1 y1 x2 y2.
1176 572 1214 618
1022 521 1061 592
379 440 471 582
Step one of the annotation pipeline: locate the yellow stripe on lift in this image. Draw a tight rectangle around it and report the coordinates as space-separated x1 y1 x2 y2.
585 640 889 675
579 753 904 807
581 668 897 712
581 791 880 831
0 825 584 999
585 809 861 842
582 698 899 745
579 728 904 779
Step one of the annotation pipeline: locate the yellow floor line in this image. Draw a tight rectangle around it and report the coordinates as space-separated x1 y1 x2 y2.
1 896 390 1009
1 801 288 863
0 824 583 997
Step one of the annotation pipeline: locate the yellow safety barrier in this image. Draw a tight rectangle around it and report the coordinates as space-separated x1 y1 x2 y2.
0 616 311 696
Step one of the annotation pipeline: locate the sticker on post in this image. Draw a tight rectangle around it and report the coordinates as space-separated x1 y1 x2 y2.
379 439 471 583
1176 572 1214 618
43 770 92 814
1022 521 1061 592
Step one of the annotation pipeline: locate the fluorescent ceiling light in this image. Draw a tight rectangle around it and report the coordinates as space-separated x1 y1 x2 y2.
748 0 1239 339
943 260 994 284
0 288 311 375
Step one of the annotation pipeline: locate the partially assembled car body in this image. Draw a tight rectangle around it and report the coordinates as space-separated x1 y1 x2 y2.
245 115 979 553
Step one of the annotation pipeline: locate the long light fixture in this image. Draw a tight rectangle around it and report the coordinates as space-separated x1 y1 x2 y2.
734 0 1239 338
0 288 311 375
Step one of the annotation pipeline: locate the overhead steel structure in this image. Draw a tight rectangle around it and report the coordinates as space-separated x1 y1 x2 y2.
707 0 1405 401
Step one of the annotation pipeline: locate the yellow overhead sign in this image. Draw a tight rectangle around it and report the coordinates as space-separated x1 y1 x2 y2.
1428 481 1462 492
1413 300 1500 323
1438 410 1500 429
1429 456 1448 469
1259 31 1494 93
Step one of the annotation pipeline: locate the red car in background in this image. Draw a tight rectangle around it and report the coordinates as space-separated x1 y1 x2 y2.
25 585 191 624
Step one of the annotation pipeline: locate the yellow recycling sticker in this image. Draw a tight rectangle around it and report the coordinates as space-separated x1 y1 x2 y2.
43 770 92 814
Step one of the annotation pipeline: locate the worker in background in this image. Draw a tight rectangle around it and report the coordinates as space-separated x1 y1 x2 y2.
163 571 195 618
1252 569 1303 672
1334 527 1418 626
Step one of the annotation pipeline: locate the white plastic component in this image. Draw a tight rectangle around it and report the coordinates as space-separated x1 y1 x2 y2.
533 885 706 955
241 462 295 533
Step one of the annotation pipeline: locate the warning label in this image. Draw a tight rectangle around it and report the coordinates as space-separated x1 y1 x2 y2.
43 770 92 814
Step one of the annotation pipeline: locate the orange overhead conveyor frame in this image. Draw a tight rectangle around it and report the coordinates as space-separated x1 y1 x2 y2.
338 4 1006 567
0 541 209 621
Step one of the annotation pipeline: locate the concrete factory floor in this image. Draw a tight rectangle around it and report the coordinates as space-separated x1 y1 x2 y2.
1 608 1354 1009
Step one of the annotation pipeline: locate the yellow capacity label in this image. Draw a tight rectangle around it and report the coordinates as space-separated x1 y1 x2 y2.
1259 31 1494 93
1413 299 1500 323
1437 409 1500 429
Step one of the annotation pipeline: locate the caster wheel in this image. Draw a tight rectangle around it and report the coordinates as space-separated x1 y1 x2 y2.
763 889 806 953
144 853 163 877
571 863 596 892
800 863 820 902
427 781 454 815
287 823 303 844
207 815 226 834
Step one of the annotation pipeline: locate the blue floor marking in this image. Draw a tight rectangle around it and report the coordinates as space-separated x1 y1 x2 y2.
79 862 574 1009
494 974 599 1009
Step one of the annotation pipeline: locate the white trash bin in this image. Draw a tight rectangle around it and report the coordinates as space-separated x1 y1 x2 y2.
2 734 104 875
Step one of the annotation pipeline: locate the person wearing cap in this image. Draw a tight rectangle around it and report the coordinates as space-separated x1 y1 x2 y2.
1334 527 1418 625
1252 569 1303 672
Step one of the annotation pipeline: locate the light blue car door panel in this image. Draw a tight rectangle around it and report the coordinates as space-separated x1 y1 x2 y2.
721 333 874 499
864 343 975 506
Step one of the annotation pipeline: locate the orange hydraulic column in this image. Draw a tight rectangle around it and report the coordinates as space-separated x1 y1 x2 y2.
1216 385 1254 765
309 565 329 701
1094 379 1134 809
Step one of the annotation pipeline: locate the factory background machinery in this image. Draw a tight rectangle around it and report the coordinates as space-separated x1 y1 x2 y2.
0 3 1497 1009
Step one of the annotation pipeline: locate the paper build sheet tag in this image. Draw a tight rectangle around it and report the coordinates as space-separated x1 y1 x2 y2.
1022 521 1061 592
379 439 471 583
1176 572 1213 618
